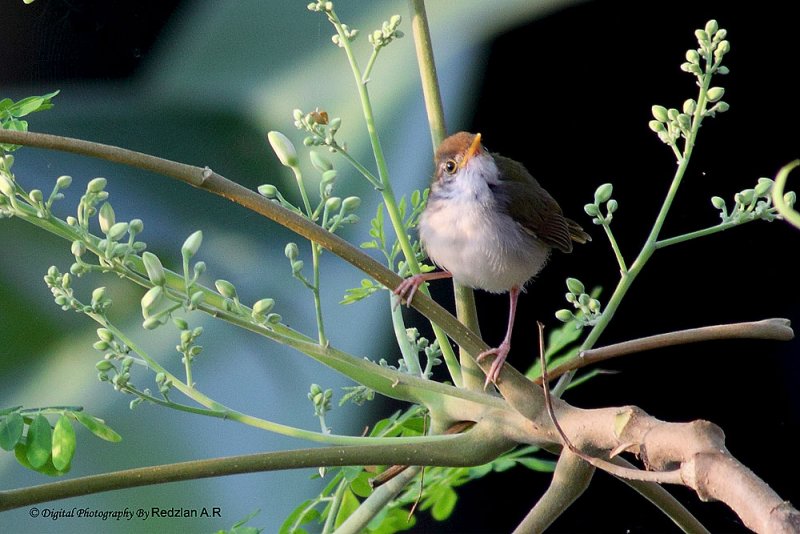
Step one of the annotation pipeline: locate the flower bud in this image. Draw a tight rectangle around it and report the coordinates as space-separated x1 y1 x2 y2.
91 286 107 306
87 177 107 193
107 222 129 241
142 252 166 286
267 131 299 168
181 230 203 259
704 19 718 36
253 298 276 315
706 87 725 102
258 184 278 198
694 29 709 43
584 203 600 216
683 99 696 115
215 279 237 299
291 260 304 274
309 151 333 172
56 175 72 189
29 189 43 202
754 179 773 197
711 196 726 210
342 196 361 212
648 120 665 133
141 286 163 316
285 242 299 260
98 203 115 233
555 309 573 322
95 360 114 371
651 105 669 122
685 49 700 65
566 278 585 295
607 199 618 213
129 219 144 234
71 240 86 257
325 197 342 212
594 183 613 204
97 328 114 342
0 174 16 197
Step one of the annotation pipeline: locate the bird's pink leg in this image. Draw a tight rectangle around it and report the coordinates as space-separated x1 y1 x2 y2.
393 270 453 309
477 285 521 388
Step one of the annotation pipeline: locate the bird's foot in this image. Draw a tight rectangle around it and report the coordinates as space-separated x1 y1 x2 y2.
477 342 511 389
392 274 427 310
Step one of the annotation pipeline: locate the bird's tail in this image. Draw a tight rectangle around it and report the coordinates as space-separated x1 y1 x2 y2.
566 218 592 244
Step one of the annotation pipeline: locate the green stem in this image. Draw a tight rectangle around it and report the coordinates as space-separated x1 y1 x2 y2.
312 242 327 345
336 147 382 189
409 0 482 389
0 130 509 392
0 425 507 513
362 48 380 84
99 316 462 446
656 221 735 248
322 478 347 534
553 58 715 396
602 223 628 273
391 296 423 376
329 7 461 386
772 160 800 229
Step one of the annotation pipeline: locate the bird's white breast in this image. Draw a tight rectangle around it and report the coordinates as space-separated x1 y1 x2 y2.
419 155 550 293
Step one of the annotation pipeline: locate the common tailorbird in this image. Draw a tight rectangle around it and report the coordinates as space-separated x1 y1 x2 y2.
395 132 590 387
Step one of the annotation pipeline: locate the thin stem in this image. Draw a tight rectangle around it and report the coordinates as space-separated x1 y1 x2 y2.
362 48 380 84
311 242 327 345
335 146 382 190
772 159 800 229
391 296 423 376
0 130 530 394
602 223 628 273
328 7 461 385
553 59 715 396
322 478 347 534
539 318 793 384
408 0 483 389
656 221 735 248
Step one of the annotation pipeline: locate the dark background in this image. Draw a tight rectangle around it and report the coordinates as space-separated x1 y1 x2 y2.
2 1 798 533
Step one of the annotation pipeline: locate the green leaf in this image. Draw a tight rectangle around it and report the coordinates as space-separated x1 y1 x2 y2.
69 411 122 442
431 486 458 521
14 442 66 476
369 507 416 533
51 415 77 471
279 499 318 534
517 457 558 472
334 488 361 529
0 412 24 450
26 414 52 468
349 471 373 498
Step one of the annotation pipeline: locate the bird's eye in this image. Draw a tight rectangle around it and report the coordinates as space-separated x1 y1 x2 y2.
444 159 458 175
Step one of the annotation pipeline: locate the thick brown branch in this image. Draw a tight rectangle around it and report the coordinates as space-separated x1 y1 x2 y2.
553 405 800 533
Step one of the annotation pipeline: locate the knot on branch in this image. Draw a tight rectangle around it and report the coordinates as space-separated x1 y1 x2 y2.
640 419 726 472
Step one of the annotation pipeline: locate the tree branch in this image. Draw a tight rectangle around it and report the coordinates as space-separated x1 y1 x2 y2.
540 318 794 383
0 424 511 512
513 450 594 534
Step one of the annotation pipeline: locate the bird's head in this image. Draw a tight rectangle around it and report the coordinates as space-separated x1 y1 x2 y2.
434 132 496 186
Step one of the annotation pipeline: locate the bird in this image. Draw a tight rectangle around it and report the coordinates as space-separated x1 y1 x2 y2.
394 132 590 388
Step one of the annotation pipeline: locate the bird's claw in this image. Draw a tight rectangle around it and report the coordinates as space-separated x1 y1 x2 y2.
477 342 511 389
392 274 425 310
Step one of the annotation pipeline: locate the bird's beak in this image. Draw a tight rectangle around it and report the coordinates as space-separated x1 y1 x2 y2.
459 133 482 169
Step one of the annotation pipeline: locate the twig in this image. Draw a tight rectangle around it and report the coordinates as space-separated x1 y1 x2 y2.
539 318 793 384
